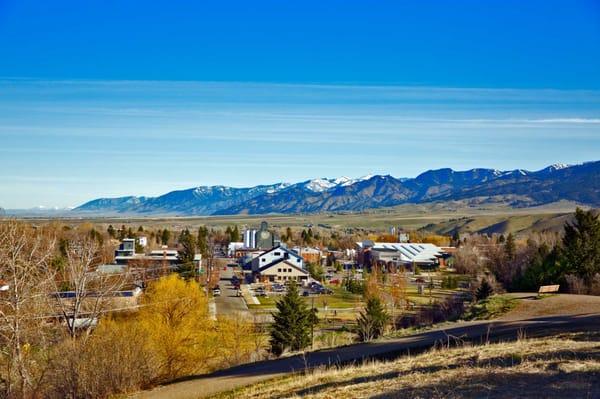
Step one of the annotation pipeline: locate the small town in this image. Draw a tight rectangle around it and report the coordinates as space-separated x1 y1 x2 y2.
1 1 599 398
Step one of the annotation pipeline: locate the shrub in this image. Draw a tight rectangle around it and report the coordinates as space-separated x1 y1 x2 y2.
476 279 493 301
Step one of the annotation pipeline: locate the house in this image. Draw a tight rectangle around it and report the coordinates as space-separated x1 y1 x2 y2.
255 258 309 283
292 246 322 264
250 245 304 272
356 240 447 271
115 238 136 258
114 240 180 266
227 241 244 257
138 236 148 247
147 248 179 265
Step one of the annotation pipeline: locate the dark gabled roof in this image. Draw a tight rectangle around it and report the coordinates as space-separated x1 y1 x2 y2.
258 259 308 275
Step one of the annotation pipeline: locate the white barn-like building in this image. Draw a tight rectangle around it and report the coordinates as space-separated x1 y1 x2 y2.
356 241 447 269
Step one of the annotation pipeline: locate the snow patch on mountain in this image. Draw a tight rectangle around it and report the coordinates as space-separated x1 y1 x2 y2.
304 178 338 192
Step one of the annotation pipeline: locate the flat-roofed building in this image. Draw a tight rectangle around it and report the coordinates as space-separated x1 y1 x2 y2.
356 240 448 271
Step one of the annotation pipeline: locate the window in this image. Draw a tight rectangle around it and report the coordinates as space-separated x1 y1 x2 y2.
277 268 281 272
274 252 281 256
261 258 266 262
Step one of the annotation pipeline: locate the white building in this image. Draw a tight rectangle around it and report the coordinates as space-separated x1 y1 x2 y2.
227 241 244 257
137 236 148 247
256 259 309 283
356 241 445 268
251 246 304 273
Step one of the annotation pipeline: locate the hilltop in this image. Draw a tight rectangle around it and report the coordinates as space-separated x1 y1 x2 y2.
213 331 600 399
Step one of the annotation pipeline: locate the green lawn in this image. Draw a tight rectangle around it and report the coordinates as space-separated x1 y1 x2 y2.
247 285 363 311
462 294 519 320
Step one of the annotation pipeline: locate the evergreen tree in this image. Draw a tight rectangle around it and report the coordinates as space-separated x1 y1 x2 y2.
138 225 144 232
231 225 240 242
107 224 116 238
451 230 460 246
285 227 293 242
161 228 171 245
562 208 600 284
118 224 127 240
504 233 516 260
270 283 313 356
178 229 196 266
518 244 561 291
356 297 389 342
476 278 493 301
197 226 209 256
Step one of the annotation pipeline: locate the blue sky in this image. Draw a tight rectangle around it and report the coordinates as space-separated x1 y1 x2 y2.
0 1 599 208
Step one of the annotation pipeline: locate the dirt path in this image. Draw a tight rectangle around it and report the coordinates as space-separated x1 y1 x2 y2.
133 295 600 399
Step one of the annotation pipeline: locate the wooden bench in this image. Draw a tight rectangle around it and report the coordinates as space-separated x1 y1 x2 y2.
538 285 560 295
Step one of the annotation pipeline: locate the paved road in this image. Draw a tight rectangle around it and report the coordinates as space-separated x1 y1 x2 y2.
213 264 249 317
136 312 600 399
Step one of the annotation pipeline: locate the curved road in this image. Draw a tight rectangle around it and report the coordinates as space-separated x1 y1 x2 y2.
135 311 600 399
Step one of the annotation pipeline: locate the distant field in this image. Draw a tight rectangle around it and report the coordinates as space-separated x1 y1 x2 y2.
14 200 582 235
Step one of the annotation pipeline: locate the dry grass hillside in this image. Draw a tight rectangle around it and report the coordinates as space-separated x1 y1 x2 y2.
214 332 600 399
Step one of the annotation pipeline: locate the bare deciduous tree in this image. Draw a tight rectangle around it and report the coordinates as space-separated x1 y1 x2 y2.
0 221 55 398
48 237 128 338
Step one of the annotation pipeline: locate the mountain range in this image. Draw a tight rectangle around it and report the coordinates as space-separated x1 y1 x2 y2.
74 161 600 216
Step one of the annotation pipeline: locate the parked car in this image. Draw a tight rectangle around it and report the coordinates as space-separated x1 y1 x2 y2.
212 287 221 296
302 291 310 297
272 283 285 292
255 287 267 297
313 285 333 295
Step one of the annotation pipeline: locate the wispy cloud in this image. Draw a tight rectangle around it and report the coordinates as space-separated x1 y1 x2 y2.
1 79 599 208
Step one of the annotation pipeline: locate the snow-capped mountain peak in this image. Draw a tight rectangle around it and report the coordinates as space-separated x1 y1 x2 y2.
301 175 381 192
546 163 570 171
333 176 352 185
265 183 292 194
304 178 337 192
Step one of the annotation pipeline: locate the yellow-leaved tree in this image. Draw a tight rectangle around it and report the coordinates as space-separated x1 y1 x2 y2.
138 274 217 382
215 314 257 367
